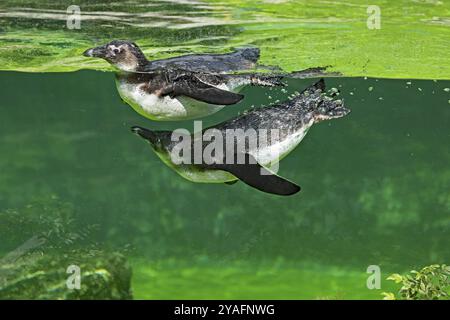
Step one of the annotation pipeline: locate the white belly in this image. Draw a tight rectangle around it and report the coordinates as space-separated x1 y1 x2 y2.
198 124 313 183
251 123 313 166
117 81 235 121
155 151 237 184
159 123 313 184
179 166 237 183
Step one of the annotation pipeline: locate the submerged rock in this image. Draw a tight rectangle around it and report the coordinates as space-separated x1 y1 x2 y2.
0 250 132 300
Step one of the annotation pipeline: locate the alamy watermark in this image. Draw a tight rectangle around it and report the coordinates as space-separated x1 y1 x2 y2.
367 265 381 289
367 5 381 30
66 5 81 30
169 121 281 174
66 264 81 290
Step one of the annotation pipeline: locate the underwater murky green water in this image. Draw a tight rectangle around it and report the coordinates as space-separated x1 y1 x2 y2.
0 71 448 299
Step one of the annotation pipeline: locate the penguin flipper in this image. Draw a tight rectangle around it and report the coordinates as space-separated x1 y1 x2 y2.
209 153 300 196
171 75 244 105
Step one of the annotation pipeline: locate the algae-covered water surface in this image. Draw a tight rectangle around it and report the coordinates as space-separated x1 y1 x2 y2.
0 0 449 301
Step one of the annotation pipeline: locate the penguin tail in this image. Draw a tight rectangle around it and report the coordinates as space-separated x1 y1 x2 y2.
249 74 286 87
288 66 342 79
300 78 326 94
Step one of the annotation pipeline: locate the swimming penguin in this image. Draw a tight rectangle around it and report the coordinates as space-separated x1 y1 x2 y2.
130 79 350 196
83 40 284 121
113 67 284 121
83 40 261 73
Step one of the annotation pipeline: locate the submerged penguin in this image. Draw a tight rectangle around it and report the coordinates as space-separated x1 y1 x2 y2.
131 79 350 196
83 40 284 121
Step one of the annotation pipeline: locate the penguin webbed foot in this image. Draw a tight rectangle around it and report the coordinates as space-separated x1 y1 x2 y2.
250 75 286 87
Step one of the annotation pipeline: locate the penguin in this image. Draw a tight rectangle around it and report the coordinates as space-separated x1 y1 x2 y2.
83 40 285 121
130 79 350 196
83 40 261 73
113 67 284 121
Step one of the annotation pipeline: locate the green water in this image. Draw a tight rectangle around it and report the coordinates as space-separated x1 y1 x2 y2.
1 0 449 78
0 71 448 299
0 0 449 300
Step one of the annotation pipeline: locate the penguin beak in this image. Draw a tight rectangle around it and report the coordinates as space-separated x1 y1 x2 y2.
83 45 107 58
131 126 157 142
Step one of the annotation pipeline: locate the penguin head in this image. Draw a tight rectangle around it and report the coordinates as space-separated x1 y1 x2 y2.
131 126 165 152
83 40 147 72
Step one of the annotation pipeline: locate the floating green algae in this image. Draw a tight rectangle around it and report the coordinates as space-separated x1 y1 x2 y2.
0 0 449 78
131 258 400 300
